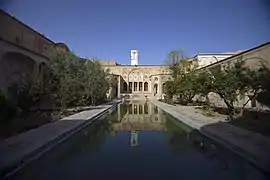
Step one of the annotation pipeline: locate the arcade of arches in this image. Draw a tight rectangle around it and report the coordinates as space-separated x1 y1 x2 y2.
0 52 49 89
104 66 171 99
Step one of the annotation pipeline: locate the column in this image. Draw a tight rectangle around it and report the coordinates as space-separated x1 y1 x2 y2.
158 77 162 99
118 76 121 98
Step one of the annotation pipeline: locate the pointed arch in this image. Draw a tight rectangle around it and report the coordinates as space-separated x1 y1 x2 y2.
144 82 148 91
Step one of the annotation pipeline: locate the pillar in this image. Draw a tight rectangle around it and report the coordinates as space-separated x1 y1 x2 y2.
117 76 121 98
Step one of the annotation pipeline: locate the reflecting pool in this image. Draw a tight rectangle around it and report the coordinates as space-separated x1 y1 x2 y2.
8 101 269 180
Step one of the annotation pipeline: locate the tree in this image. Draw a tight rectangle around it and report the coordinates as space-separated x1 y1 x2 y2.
196 70 215 105
165 50 188 79
175 72 199 104
237 65 267 115
48 50 110 108
164 50 200 104
7 73 45 112
211 60 265 118
164 80 176 100
83 59 109 105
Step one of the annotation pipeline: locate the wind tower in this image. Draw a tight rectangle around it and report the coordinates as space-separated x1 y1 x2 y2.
131 50 138 65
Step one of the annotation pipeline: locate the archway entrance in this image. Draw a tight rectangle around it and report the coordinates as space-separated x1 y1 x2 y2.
154 84 158 95
123 82 128 92
0 52 36 89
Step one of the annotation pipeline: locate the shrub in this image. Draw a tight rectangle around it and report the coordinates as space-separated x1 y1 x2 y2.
7 73 45 112
196 105 215 117
0 90 17 124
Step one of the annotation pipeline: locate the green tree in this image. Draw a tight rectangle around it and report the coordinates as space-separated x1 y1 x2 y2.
211 60 265 118
48 50 110 108
165 50 200 104
164 81 176 100
196 70 215 105
165 50 188 79
7 73 45 112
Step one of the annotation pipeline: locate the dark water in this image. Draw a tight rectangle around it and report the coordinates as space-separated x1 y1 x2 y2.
8 101 269 180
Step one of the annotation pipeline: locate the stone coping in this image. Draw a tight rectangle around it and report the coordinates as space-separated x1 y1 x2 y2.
151 100 270 174
0 100 120 179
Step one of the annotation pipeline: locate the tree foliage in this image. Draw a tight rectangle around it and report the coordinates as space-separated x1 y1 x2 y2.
164 50 200 104
210 60 267 117
48 50 111 107
7 73 46 112
1 49 116 124
164 50 266 118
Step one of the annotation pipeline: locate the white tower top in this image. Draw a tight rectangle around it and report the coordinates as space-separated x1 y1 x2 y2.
131 50 138 65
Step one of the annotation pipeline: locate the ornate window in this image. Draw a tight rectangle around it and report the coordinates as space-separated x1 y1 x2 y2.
139 82 142 91
144 82 148 91
129 82 132 92
123 82 128 92
134 82 138 91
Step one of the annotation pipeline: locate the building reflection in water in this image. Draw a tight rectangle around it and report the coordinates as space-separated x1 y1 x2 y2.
114 101 166 146
131 130 138 146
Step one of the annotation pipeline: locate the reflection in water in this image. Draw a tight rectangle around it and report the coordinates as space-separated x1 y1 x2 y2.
8 101 269 180
144 103 148 114
154 105 158 114
139 105 142 114
134 105 137 114
130 130 138 146
128 104 132 114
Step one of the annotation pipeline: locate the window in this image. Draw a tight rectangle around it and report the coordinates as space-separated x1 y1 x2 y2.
134 105 137 114
162 83 166 93
123 82 128 92
144 104 148 114
129 104 132 114
154 106 158 114
154 84 158 94
144 82 148 91
134 82 138 91
139 105 142 114
129 82 132 92
139 82 142 91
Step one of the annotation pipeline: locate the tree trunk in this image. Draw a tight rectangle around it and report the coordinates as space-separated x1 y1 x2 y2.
223 99 235 120
238 92 258 117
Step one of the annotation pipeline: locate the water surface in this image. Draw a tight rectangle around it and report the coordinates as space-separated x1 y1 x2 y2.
9 101 269 180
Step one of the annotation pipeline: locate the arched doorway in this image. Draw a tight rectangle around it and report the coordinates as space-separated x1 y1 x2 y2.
154 84 158 95
0 52 36 89
123 82 128 92
162 83 166 93
144 82 148 91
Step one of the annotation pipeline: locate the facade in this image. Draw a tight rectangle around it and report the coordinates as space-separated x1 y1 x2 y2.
200 42 270 109
103 64 171 99
193 54 233 68
192 50 246 68
0 10 67 89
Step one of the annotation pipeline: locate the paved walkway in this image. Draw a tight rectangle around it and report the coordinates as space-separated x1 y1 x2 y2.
0 100 120 178
151 100 270 173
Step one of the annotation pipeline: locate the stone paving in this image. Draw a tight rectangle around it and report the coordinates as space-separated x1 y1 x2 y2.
0 100 120 177
151 100 270 173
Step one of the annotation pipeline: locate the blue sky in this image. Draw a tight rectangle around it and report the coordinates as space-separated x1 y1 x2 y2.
1 0 270 65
